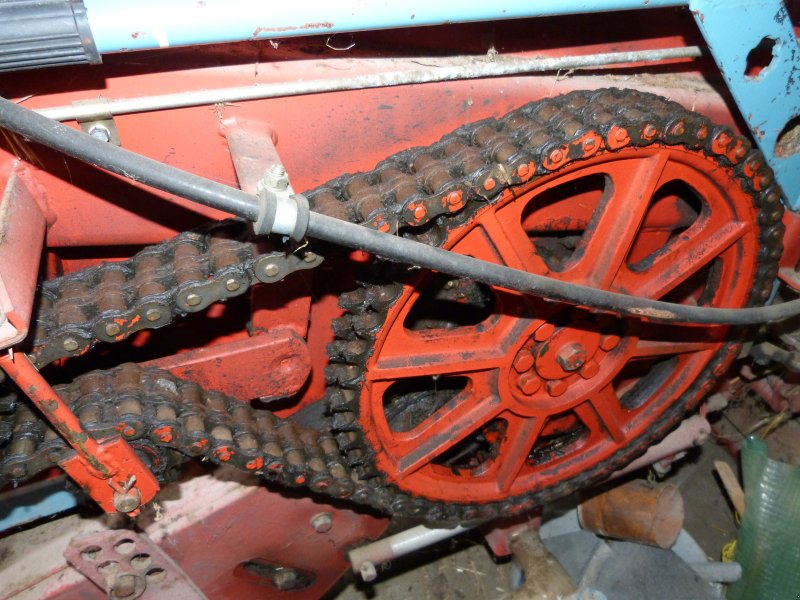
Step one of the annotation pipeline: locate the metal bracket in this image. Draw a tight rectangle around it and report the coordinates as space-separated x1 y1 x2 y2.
0 352 159 515
690 0 800 209
75 98 121 146
65 529 207 600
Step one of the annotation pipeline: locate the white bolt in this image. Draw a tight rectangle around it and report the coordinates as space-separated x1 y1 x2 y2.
359 561 377 582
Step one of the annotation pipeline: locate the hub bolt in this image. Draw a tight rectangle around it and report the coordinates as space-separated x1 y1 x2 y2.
546 380 568 397
600 334 621 351
225 278 240 292
517 372 543 395
185 293 202 307
145 308 162 322
513 349 534 372
311 512 333 533
580 359 600 379
534 323 555 342
62 337 79 352
104 323 121 337
556 343 587 372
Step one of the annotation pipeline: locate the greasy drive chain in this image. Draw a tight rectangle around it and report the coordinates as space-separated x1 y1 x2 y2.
31 219 322 367
0 89 785 525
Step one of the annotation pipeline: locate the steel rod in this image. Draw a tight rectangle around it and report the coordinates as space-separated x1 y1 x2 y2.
35 47 702 121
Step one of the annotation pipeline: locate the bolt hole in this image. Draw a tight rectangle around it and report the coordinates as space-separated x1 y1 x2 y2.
129 553 152 570
745 36 777 79
113 539 136 555
81 545 102 561
146 567 166 583
97 560 120 576
776 114 800 157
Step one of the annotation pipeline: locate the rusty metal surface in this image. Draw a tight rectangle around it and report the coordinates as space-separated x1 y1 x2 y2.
0 163 46 349
64 529 207 600
578 479 684 549
144 328 311 401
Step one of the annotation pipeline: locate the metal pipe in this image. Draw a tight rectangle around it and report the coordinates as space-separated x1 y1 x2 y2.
4 95 800 325
348 524 470 581
81 0 688 55
36 47 702 122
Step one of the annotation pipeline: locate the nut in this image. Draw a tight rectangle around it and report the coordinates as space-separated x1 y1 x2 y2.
513 349 534 373
546 380 568 397
600 335 621 351
556 343 587 372
517 372 543 395
534 323 555 342
580 360 600 379
360 561 378 583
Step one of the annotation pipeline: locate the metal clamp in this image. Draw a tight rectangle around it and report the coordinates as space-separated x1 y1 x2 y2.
254 165 310 240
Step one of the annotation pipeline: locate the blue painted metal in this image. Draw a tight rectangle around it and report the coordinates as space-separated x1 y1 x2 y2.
0 479 77 531
690 0 800 209
82 0 684 53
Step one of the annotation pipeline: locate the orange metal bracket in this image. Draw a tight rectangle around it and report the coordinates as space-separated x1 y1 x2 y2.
0 352 159 515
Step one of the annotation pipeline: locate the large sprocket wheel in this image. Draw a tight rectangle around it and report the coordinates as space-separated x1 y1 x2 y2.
327 90 782 519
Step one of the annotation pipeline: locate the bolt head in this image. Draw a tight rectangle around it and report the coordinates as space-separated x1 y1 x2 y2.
513 349 535 373
556 343 587 372
105 323 121 337
185 293 201 307
303 252 317 263
264 263 280 277
580 360 600 379
600 334 621 351
360 561 378 583
534 323 555 342
225 278 240 292
88 125 111 143
518 372 543 395
63 337 79 352
546 380 568 397
113 488 141 513
145 308 162 322
311 512 333 533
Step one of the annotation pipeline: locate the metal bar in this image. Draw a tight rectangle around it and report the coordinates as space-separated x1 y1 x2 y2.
36 47 703 122
82 0 687 54
0 352 110 477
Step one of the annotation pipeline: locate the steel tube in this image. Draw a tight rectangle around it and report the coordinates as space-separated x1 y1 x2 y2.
82 0 687 54
36 47 702 121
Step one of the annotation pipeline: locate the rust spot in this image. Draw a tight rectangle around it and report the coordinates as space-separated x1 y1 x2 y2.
130 31 148 39
252 22 334 38
246 457 264 470
154 426 173 443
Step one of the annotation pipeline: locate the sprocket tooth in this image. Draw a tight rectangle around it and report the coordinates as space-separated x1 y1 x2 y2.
365 283 403 310
339 288 368 311
327 389 357 413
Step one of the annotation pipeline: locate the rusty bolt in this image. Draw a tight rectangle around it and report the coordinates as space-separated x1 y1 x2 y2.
546 380 568 397
556 343 587 372
600 335 621 351
303 252 317 263
518 372 543 395
113 488 141 514
534 323 555 342
580 360 600 379
145 308 162 322
311 512 333 533
225 278 240 292
513 349 534 372
263 263 280 277
62 337 80 352
104 323 121 337
185 293 202 307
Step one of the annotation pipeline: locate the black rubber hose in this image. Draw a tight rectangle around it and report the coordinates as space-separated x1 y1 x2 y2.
0 96 258 220
1 95 798 325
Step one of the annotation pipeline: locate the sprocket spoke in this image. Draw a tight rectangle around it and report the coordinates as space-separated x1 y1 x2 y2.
618 219 749 299
632 338 718 358
393 387 505 477
577 386 628 444
493 413 545 493
463 209 551 275
566 153 669 288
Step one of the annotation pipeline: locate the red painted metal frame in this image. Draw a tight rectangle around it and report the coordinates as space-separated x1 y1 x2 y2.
0 353 159 515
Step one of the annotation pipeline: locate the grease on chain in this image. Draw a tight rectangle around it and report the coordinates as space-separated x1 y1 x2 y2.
32 220 322 366
0 89 786 525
